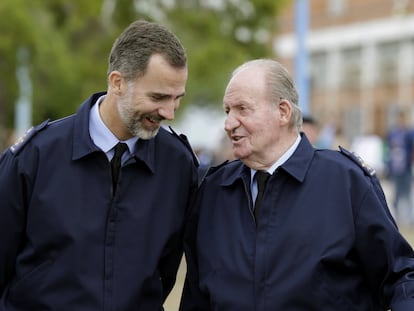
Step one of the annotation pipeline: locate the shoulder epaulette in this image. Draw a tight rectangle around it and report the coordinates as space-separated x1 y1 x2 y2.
10 120 50 155
339 146 376 176
168 126 199 167
207 160 229 173
340 147 395 223
203 160 232 179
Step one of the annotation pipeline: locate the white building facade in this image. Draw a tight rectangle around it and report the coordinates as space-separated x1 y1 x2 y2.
273 0 414 144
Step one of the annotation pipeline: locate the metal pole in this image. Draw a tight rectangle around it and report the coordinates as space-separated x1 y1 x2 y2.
295 0 310 116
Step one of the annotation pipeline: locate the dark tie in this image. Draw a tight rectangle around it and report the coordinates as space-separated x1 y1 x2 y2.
111 142 128 193
254 170 271 224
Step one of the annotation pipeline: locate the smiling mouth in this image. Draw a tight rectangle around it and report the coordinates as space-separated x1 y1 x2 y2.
145 115 162 124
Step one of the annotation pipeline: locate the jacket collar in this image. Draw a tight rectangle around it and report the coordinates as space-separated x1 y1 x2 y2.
131 134 156 173
280 133 315 183
221 133 315 187
71 92 156 173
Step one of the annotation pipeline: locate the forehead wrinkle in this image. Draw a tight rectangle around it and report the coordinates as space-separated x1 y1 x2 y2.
225 83 259 105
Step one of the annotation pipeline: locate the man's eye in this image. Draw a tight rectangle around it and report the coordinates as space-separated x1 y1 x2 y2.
152 94 168 101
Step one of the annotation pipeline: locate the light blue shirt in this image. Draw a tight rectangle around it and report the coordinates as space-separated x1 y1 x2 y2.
89 95 138 163
251 134 301 202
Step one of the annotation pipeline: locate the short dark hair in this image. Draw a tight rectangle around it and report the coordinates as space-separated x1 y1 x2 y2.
302 115 317 125
108 20 187 82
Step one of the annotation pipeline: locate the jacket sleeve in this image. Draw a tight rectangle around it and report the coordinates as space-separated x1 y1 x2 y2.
159 230 184 301
353 175 414 310
179 182 211 311
160 162 199 302
0 150 27 294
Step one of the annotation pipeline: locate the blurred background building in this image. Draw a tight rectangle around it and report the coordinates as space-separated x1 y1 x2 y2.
274 0 414 146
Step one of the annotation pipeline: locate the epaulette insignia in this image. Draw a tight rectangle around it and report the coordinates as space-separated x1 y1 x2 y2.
10 120 49 155
168 126 200 167
339 146 376 176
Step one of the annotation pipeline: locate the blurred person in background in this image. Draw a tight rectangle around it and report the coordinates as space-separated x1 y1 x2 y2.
350 130 385 177
302 115 320 146
0 20 198 310
180 59 414 311
317 114 349 150
385 110 414 225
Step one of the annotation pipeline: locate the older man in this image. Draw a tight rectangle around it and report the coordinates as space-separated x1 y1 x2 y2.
180 59 414 311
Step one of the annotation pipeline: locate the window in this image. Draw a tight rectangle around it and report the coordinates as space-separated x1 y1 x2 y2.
309 52 328 90
377 42 399 85
327 0 347 17
341 47 361 89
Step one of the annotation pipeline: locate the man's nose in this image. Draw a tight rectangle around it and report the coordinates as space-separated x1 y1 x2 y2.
159 102 176 121
224 113 239 131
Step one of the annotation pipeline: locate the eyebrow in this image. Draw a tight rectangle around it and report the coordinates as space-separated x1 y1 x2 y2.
177 92 186 98
150 92 186 99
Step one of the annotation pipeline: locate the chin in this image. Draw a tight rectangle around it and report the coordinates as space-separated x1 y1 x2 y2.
233 150 247 160
136 128 159 140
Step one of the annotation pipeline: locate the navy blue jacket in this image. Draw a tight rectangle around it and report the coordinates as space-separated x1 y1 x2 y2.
180 134 414 311
0 92 198 311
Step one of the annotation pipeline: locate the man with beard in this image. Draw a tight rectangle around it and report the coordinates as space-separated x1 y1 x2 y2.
0 20 198 311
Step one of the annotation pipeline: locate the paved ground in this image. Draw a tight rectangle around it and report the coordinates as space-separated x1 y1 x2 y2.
163 178 414 311
164 258 186 311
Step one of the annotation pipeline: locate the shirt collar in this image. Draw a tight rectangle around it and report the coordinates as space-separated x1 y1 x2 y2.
250 134 301 183
220 133 314 192
89 95 138 156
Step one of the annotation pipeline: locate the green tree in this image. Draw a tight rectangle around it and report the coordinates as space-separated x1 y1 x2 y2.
134 0 287 113
0 0 113 146
0 0 287 148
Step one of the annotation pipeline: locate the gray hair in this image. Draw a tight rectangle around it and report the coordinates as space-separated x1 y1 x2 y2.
108 20 187 82
232 59 303 131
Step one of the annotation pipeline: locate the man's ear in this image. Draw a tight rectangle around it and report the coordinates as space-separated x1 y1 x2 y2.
108 71 123 95
279 99 292 125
